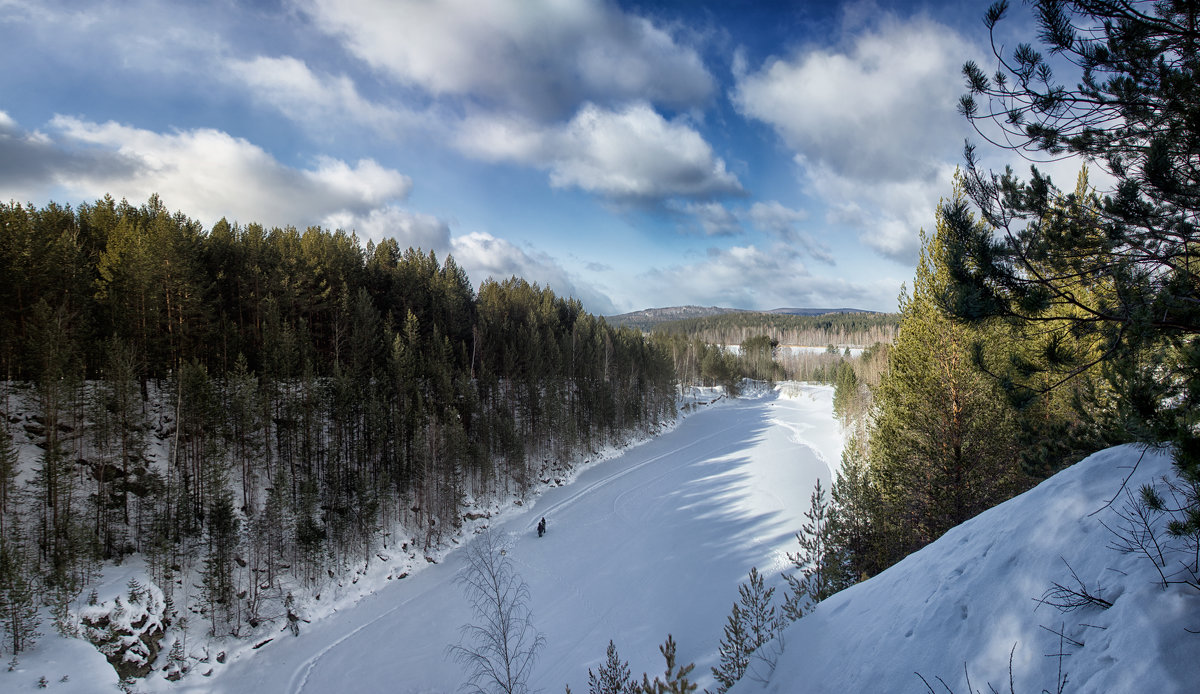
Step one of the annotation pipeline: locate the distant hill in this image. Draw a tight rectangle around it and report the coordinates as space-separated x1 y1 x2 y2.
607 305 871 331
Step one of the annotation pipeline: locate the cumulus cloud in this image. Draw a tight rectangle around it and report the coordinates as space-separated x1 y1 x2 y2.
744 200 835 263
746 200 808 240
457 102 743 201
3 113 414 228
0 111 138 201
664 199 834 264
299 0 714 118
733 13 972 182
806 158 959 263
638 243 893 311
323 206 451 252
732 11 983 264
451 231 617 315
226 55 434 137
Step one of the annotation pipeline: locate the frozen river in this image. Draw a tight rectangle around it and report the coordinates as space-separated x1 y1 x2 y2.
185 383 842 694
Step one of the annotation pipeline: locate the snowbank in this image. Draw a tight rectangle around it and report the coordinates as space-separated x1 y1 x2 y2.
740 444 1200 693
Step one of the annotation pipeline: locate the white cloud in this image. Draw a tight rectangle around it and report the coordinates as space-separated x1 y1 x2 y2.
323 206 451 252
226 55 433 137
747 200 809 240
664 199 835 264
18 115 414 228
806 158 959 263
299 0 714 118
0 110 104 201
458 102 743 201
451 231 616 315
732 12 983 264
743 200 835 263
672 201 743 236
733 13 973 183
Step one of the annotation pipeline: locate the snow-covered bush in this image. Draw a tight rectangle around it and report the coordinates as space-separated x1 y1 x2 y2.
78 578 166 680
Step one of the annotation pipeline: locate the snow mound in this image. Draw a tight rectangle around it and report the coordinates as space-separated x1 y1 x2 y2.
743 444 1200 693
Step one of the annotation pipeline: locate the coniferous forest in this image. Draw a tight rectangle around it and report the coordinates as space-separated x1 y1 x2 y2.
0 194 676 640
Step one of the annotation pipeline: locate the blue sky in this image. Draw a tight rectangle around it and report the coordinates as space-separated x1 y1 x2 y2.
0 0 1053 314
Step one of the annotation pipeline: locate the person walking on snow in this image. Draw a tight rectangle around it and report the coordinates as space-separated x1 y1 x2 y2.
537 517 546 537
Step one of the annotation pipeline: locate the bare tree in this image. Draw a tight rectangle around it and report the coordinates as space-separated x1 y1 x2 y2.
447 531 545 694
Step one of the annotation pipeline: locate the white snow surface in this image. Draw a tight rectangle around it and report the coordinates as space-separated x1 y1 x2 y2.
738 443 1200 694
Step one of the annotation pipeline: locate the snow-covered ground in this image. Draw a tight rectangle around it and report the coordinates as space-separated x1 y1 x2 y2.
3 383 841 693
742 444 1200 693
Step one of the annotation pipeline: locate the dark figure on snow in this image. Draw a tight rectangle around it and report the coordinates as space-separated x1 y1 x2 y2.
537 517 546 537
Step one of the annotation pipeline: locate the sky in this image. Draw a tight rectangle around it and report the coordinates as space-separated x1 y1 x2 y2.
0 0 1063 315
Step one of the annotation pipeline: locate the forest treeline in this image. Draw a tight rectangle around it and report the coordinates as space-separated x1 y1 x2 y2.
0 194 676 647
650 312 898 349
647 312 895 385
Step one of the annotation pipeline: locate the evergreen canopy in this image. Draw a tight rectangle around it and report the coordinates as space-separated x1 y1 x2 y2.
945 0 1200 480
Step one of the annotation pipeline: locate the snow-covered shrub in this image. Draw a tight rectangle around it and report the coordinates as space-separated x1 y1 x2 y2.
78 578 167 680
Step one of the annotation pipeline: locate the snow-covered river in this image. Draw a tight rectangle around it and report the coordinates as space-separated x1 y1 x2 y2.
184 384 841 693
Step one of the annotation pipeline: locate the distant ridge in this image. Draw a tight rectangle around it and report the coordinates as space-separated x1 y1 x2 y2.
606 305 873 330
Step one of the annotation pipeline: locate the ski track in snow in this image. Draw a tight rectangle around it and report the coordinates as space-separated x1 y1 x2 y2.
289 589 420 694
533 420 746 522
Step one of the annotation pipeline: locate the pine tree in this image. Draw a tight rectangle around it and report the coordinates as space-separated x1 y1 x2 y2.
636 635 696 694
711 603 749 692
784 479 850 620
28 299 89 595
738 567 779 658
201 488 241 636
713 567 782 692
952 0 1200 526
869 190 1025 560
588 640 634 694
0 429 17 536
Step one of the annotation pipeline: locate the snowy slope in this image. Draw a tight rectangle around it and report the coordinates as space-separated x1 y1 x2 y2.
739 444 1200 694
